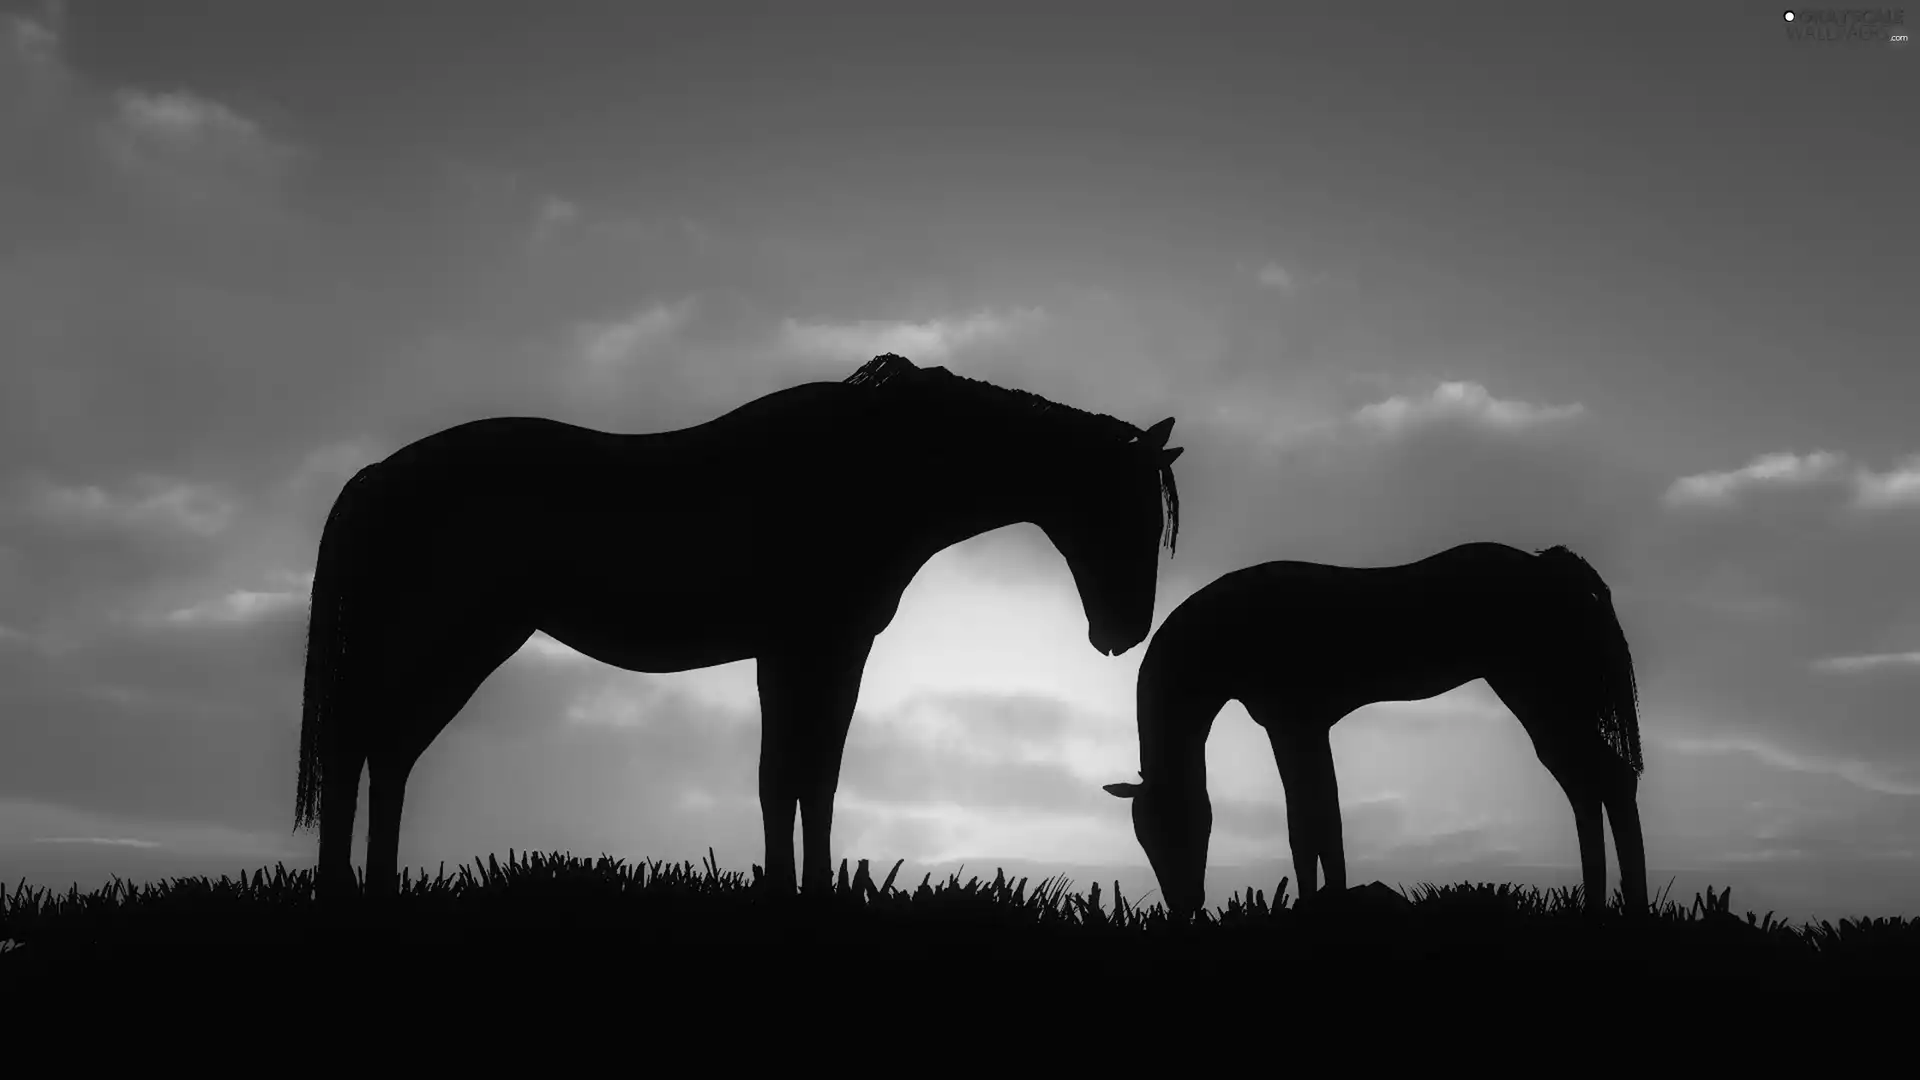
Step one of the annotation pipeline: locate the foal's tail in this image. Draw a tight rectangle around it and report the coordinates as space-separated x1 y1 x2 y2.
294 469 372 833
1536 545 1643 779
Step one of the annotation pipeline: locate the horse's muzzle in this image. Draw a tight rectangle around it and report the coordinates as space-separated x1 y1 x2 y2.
1091 622 1147 657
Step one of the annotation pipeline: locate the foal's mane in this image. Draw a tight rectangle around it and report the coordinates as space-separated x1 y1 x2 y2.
1535 544 1644 777
844 353 1180 551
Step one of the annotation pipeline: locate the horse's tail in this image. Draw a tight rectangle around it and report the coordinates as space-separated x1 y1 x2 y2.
294 468 372 833
1535 545 1643 779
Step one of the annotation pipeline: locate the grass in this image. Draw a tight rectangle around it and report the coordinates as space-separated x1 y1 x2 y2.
3 849 1915 1010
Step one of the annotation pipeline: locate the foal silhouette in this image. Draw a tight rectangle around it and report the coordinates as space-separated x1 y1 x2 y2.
1106 543 1647 919
296 354 1183 901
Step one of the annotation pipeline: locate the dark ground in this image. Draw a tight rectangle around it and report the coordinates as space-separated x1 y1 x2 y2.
4 851 1914 1033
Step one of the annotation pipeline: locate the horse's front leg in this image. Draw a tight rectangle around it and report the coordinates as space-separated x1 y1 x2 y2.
756 742 799 896
758 635 874 897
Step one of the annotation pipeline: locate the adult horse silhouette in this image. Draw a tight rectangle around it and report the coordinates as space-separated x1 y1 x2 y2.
1104 543 1646 920
296 354 1183 901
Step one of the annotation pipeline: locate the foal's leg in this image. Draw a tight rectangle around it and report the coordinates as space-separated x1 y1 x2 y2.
1562 779 1608 916
1604 775 1650 919
1492 676 1611 917
1303 726 1346 894
1267 741 1317 899
1259 711 1345 904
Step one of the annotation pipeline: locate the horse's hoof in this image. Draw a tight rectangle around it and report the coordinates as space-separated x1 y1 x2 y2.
751 876 798 905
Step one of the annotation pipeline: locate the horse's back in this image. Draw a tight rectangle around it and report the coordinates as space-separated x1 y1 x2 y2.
1216 543 1533 595
1149 543 1552 697
351 379 871 504
394 414 615 460
372 378 862 467
327 383 892 635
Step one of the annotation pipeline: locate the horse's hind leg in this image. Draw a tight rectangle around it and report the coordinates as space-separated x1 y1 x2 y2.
363 621 531 900
363 747 417 902
317 738 365 904
1605 777 1649 918
1491 675 1610 916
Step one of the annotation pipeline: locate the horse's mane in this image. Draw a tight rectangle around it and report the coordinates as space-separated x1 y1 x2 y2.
844 354 1181 551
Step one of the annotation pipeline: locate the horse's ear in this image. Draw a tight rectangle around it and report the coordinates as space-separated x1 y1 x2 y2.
1159 446 1183 467
1138 417 1175 451
1104 782 1144 799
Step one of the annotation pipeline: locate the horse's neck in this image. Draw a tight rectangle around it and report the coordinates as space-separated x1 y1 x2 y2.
1141 722 1211 789
1137 651 1218 789
893 440 1050 560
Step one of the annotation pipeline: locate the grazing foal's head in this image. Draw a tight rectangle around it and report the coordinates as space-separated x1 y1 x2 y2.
1103 775 1210 917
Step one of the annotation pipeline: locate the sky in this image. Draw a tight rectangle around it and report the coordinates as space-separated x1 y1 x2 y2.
0 1 1915 923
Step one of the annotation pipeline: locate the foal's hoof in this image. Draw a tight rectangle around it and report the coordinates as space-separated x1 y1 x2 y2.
1346 881 1414 915
1297 882 1412 918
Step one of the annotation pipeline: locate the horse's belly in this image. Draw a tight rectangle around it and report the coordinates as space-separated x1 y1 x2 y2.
536 584 755 674
539 618 749 674
1257 614 1482 708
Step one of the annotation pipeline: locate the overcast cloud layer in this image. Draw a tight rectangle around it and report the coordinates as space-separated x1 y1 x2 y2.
1 3 1915 922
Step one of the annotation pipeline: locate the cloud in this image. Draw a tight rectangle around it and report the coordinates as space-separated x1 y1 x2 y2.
1 8 67 111
564 684 669 729
0 797 306 881
0 9 296 221
1664 450 1848 507
1169 372 1636 599
828 794 1143 869
98 89 296 190
1812 652 1920 675
1255 261 1295 292
777 308 1046 365
32 835 160 849
24 476 237 539
157 588 304 628
286 438 387 497
528 656 762 722
531 195 581 246
0 6 368 483
574 298 696 369
1208 377 1586 454
1351 381 1585 435
1663 734 1920 798
1854 455 1920 510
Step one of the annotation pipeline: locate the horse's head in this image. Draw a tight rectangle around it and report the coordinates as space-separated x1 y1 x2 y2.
1039 416 1182 657
1104 773 1210 918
